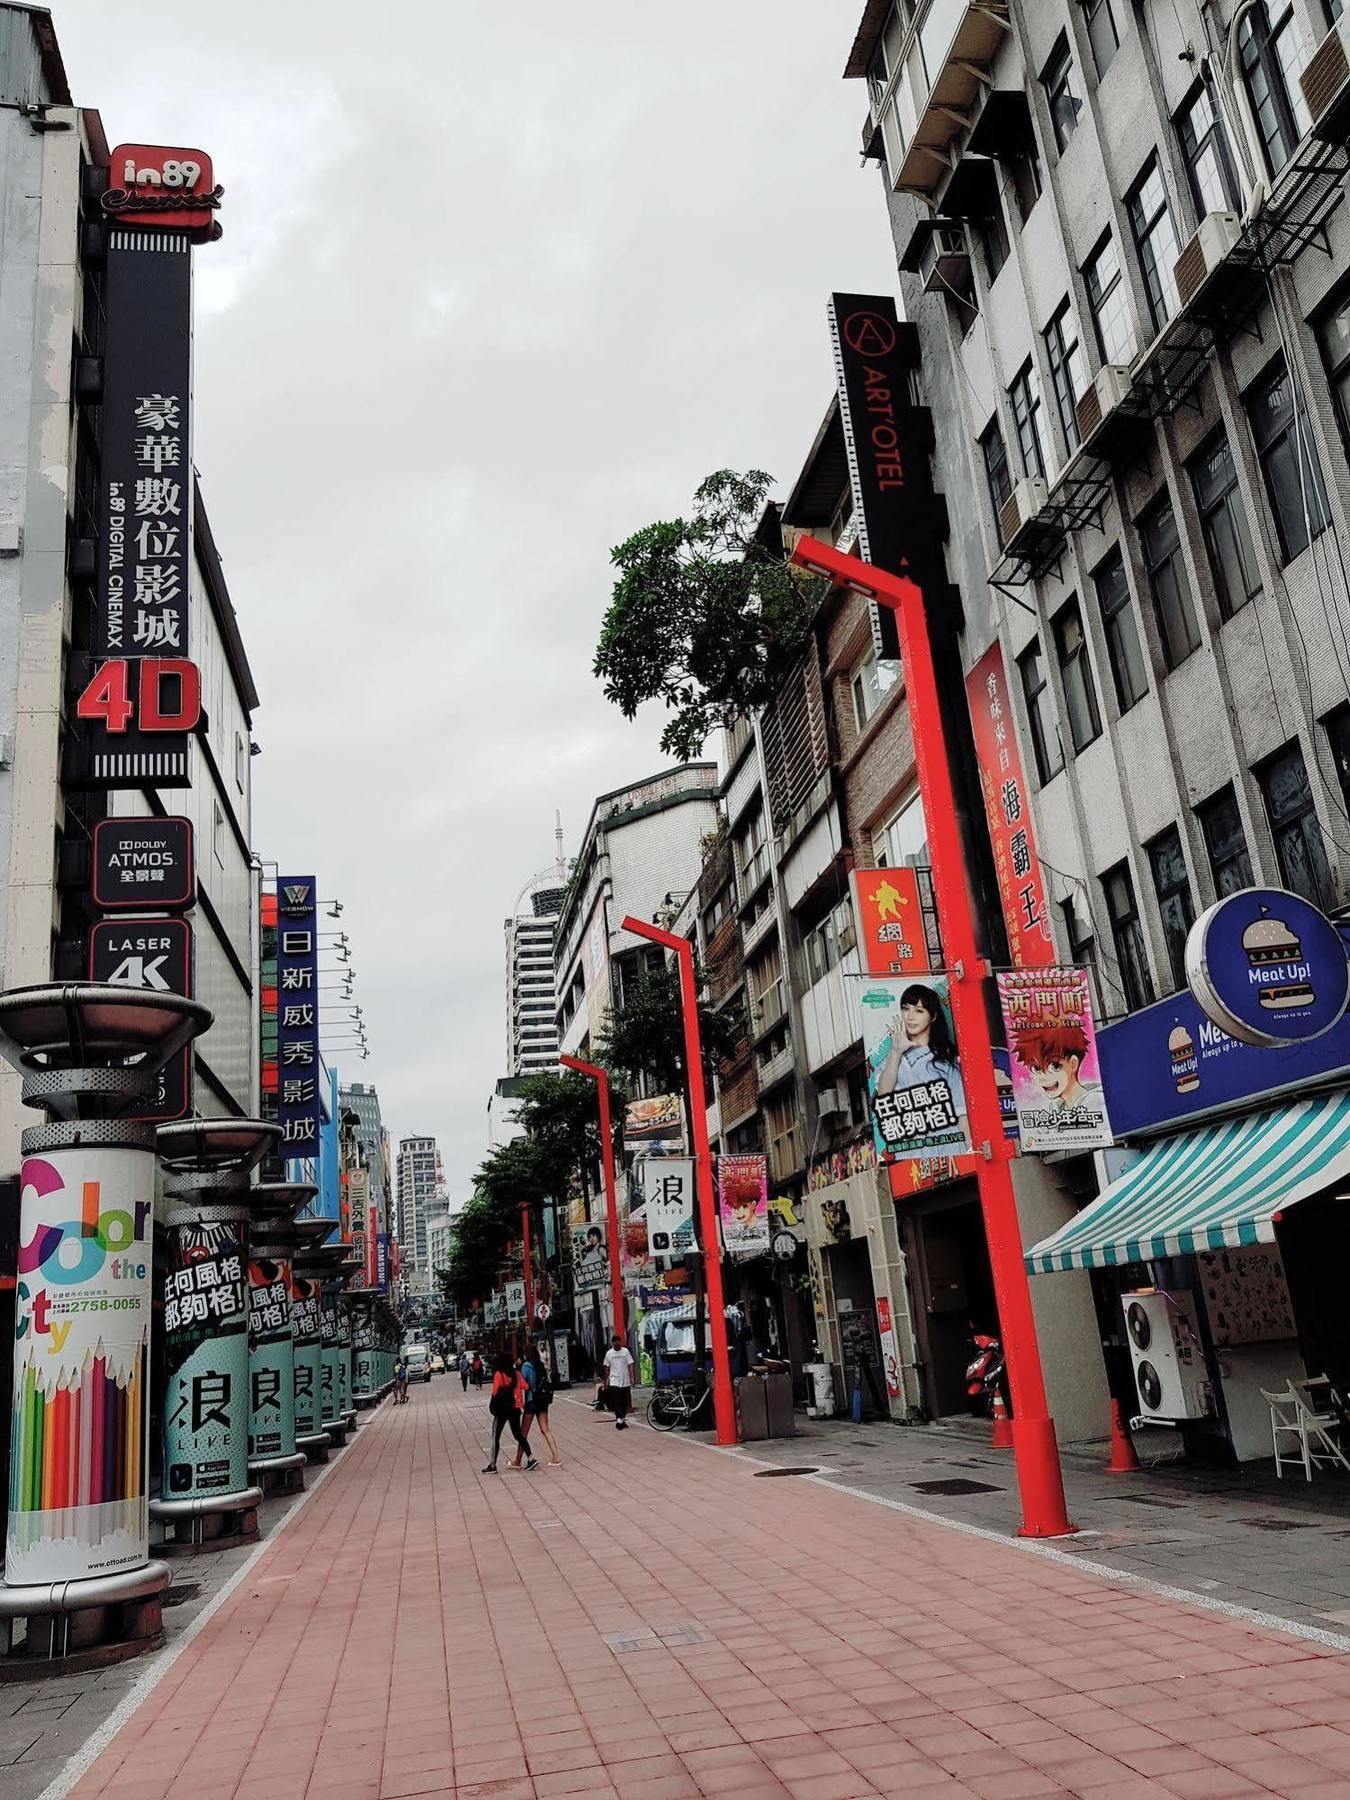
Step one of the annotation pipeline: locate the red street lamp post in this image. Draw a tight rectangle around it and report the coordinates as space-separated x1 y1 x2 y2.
790 534 1073 1538
620 915 737 1448
559 1054 626 1346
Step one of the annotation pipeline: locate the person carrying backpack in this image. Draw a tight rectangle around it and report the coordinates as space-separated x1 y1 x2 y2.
483 1353 536 1474
510 1340 562 1468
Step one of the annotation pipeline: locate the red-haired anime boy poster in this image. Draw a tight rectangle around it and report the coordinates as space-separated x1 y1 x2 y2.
997 967 1114 1152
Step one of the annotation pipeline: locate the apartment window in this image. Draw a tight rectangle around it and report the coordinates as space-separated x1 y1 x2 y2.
851 647 899 732
1082 0 1122 77
1176 82 1241 219
874 790 928 869
1063 893 1095 968
1093 546 1148 712
1008 140 1043 224
1197 785 1254 897
1084 233 1135 365
1008 362 1053 482
802 898 852 986
1043 35 1082 151
1103 862 1155 1013
234 730 247 792
980 417 1013 539
1148 827 1196 991
1140 493 1201 668
212 799 225 868
736 806 769 896
1191 431 1261 619
1239 0 1311 176
1019 638 1064 783
1319 286 1350 453
976 207 1010 284
1044 299 1088 451
1053 598 1101 752
1327 705 1350 816
1259 740 1335 909
1247 357 1331 562
1128 155 1182 332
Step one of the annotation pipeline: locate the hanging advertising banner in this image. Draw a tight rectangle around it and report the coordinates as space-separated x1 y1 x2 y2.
623 1093 684 1154
246 1250 295 1464
571 1223 608 1292
861 976 971 1159
717 1154 771 1256
276 879 322 1156
8 1149 155 1584
162 1208 248 1499
876 1297 903 1399
504 1279 526 1320
1185 886 1350 1049
634 1158 695 1257
365 1204 380 1287
850 867 930 977
375 1233 390 1290
92 816 195 910
90 917 193 1122
998 967 1113 1152
289 1272 323 1439
966 643 1055 968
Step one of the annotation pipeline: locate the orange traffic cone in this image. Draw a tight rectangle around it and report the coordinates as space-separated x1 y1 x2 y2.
1106 1399 1140 1473
990 1390 1013 1449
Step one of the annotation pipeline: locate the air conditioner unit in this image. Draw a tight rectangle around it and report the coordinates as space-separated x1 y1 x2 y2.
1174 210 1241 309
1075 362 1132 449
999 477 1049 553
1122 1290 1213 1423
1301 18 1350 144
918 223 971 295
816 1083 848 1118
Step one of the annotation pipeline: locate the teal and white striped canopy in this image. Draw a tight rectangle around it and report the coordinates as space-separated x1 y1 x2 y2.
1025 1091 1350 1274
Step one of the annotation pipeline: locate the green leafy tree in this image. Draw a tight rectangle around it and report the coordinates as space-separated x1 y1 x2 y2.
594 469 818 761
597 957 744 1099
511 1070 623 1202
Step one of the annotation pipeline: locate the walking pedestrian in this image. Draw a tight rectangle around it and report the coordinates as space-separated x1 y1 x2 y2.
471 1351 484 1389
459 1349 471 1392
602 1333 635 1431
483 1353 537 1474
511 1341 562 1467
395 1354 409 1405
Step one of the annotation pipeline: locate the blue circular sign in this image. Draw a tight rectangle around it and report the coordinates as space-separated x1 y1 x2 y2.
1184 886 1350 1048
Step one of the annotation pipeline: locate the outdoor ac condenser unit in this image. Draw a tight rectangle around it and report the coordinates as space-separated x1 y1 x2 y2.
1122 1290 1213 1423
1302 18 1350 143
918 224 972 295
815 1084 848 1119
1075 363 1131 450
998 477 1049 553
1174 211 1241 309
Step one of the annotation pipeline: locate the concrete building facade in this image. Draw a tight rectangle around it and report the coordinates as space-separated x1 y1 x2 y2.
396 1133 442 1275
341 1080 392 1234
505 872 564 1076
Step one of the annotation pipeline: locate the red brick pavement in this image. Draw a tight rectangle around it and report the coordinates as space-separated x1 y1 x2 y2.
67 1379 1350 1800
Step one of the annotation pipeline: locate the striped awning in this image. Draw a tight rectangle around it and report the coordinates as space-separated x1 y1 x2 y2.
1025 1092 1350 1274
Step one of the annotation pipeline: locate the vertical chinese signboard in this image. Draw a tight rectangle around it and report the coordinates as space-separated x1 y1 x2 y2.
276 879 322 1158
966 643 1055 969
850 867 930 977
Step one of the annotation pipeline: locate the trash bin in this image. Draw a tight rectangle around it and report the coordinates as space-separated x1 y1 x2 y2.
735 1374 769 1441
804 1362 836 1419
764 1370 796 1438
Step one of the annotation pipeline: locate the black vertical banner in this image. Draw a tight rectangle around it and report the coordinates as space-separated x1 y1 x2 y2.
828 293 944 663
89 227 194 786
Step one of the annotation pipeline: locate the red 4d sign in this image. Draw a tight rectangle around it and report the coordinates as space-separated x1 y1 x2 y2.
77 658 201 736
102 144 223 240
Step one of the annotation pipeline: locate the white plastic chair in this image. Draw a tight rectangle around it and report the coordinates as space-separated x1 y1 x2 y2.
1263 1382 1350 1480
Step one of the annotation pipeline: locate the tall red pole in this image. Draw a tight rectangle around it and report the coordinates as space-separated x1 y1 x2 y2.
620 916 737 1448
559 1055 626 1346
520 1203 535 1328
790 536 1073 1537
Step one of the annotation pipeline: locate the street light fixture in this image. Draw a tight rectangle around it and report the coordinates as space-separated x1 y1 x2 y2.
558 1054 626 1348
788 532 1073 1538
618 915 736 1449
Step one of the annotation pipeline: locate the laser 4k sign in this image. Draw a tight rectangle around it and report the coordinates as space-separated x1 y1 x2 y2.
90 918 193 1120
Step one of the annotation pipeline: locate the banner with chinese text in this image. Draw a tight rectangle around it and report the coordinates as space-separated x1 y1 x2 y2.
997 966 1113 1152
966 643 1054 968
717 1154 770 1255
850 867 930 977
861 976 971 1159
276 878 322 1155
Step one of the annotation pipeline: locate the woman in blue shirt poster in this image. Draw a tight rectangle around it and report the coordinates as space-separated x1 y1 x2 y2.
866 980 970 1156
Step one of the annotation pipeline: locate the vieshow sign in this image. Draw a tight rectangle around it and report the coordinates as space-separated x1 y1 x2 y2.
276 879 323 1153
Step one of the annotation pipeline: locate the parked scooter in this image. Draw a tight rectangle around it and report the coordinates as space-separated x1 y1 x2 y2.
964 1330 1005 1417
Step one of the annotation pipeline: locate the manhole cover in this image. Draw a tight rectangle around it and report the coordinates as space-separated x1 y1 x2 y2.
163 1583 201 1608
1241 1516 1314 1531
911 1478 1002 1496
753 1467 819 1477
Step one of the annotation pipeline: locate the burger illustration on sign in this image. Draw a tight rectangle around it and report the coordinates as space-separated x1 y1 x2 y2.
1185 886 1349 1049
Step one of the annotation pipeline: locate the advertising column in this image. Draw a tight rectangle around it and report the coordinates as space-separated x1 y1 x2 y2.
247 1236 303 1489
290 1268 327 1458
160 1197 249 1507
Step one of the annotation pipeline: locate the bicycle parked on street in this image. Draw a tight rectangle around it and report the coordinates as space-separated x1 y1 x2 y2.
645 1378 713 1432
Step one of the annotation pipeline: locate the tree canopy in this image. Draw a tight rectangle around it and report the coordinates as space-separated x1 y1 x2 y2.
593 469 818 761
597 956 744 1098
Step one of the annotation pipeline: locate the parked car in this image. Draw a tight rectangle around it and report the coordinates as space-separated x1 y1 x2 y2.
429 1352 446 1374
404 1344 433 1383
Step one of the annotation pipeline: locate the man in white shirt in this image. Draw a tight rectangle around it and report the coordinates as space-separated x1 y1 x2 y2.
602 1334 636 1430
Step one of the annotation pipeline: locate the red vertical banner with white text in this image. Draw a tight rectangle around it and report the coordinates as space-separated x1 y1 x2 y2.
965 642 1055 969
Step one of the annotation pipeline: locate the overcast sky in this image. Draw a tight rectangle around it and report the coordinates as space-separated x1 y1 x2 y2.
56 2 898 1204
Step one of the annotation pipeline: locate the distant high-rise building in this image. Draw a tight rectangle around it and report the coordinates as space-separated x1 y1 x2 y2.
505 821 568 1077
340 1081 391 1232
396 1134 441 1273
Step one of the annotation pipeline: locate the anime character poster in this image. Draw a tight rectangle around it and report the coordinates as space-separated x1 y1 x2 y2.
717 1154 770 1255
861 977 971 1159
997 966 1113 1152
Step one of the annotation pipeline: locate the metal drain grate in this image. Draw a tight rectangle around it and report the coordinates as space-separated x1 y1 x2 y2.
1241 1516 1315 1531
752 1467 819 1478
604 1621 705 1654
911 1478 1002 1496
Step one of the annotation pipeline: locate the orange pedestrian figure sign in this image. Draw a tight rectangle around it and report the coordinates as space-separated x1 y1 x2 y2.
850 867 930 977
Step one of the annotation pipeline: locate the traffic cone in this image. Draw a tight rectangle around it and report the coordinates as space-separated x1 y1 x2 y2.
990 1390 1013 1448
1106 1399 1140 1473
